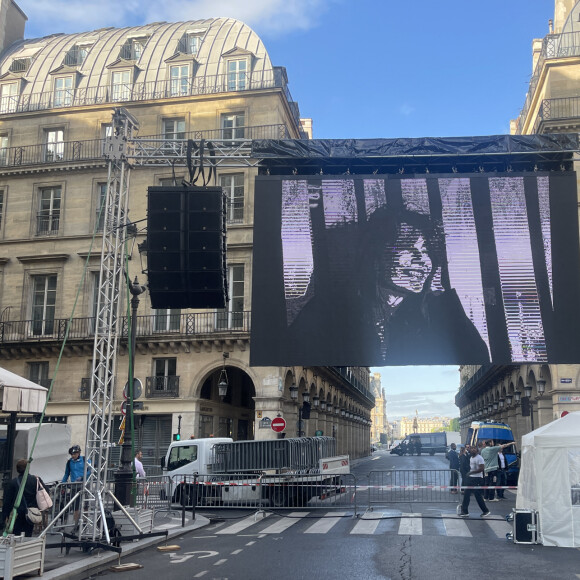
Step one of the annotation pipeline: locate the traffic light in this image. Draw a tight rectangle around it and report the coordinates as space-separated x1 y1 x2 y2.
173 433 181 441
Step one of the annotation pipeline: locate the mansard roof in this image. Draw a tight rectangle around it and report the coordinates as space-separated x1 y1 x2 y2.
0 18 272 94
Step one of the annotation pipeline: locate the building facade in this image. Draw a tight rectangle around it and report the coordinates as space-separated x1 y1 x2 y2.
370 372 387 444
458 0 580 444
0 4 374 467
392 414 451 439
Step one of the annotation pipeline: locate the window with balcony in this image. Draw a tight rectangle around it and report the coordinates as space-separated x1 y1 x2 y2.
44 128 64 162
120 38 148 61
226 58 248 91
221 112 245 141
0 189 4 232
216 264 244 329
0 134 8 166
111 70 131 102
153 309 181 332
63 44 90 66
30 274 57 336
220 173 244 223
0 82 18 114
37 187 61 236
95 183 107 232
169 64 190 97
162 118 186 140
28 361 50 389
147 358 179 397
9 58 31 74
54 76 73 107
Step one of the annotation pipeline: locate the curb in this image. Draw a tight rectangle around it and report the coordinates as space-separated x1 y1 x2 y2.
41 514 211 580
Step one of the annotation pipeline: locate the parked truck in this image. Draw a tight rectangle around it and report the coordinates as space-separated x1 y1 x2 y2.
161 436 350 507
390 432 448 456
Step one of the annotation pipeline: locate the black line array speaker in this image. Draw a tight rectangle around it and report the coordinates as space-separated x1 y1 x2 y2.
147 186 227 309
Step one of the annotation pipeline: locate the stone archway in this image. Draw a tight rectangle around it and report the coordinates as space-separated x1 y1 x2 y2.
197 365 256 440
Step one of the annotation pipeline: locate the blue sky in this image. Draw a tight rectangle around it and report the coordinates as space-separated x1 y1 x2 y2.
15 0 555 419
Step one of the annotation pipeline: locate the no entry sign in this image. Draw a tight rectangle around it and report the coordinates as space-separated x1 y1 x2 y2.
271 417 286 432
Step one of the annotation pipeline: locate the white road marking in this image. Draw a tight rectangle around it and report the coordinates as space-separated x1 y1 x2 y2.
231 549 243 555
304 512 346 533
193 572 208 578
216 513 271 534
260 512 309 533
213 559 227 566
443 517 472 537
485 518 512 538
351 514 383 535
398 514 423 535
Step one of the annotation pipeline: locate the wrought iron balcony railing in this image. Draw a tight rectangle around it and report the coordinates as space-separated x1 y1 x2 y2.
145 375 180 398
515 31 580 134
532 96 580 133
0 311 251 344
0 68 300 126
0 124 289 169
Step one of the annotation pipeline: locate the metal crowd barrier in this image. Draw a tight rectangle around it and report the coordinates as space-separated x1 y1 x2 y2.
171 473 358 511
368 470 461 505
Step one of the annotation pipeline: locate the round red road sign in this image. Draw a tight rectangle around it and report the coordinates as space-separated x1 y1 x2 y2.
561 410 569 418
271 417 286 432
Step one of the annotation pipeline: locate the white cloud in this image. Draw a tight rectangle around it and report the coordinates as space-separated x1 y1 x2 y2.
18 0 339 38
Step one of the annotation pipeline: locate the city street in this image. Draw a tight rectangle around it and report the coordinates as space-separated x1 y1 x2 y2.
91 451 580 580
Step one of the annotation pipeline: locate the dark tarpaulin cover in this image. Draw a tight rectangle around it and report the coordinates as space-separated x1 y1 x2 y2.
251 134 579 159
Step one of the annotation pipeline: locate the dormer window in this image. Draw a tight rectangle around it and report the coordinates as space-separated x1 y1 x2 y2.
0 82 18 114
111 70 132 101
63 44 91 67
54 76 73 107
9 58 31 73
227 58 248 91
177 29 206 55
120 37 148 61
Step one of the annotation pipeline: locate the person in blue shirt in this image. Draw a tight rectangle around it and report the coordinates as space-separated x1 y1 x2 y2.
61 445 90 526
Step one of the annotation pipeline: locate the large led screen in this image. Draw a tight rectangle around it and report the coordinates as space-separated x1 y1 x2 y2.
250 173 580 366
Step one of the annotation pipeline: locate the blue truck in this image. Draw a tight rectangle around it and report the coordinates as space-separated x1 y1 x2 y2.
464 421 519 484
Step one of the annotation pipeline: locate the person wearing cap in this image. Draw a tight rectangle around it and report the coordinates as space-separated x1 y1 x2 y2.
61 445 90 526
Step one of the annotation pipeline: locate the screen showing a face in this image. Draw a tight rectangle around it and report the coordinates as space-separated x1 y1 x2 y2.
250 173 580 367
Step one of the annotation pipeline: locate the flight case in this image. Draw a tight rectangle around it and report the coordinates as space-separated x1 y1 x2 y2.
506 509 540 544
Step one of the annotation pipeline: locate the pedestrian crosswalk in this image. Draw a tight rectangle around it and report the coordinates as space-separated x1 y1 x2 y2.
210 510 512 540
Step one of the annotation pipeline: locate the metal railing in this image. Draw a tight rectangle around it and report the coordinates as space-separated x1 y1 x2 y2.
0 68 301 126
0 124 289 169
368 470 461 505
173 472 358 511
515 31 580 133
532 96 580 133
0 310 251 344
145 375 180 398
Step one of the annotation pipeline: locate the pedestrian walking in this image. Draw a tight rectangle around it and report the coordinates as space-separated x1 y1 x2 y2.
481 440 513 501
458 446 490 518
447 443 460 493
61 445 90 526
459 445 470 492
2 459 44 537
496 449 508 499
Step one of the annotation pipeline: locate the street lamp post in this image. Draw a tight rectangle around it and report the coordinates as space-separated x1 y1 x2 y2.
115 276 146 506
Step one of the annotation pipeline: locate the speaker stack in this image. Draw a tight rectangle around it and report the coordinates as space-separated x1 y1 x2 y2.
146 186 227 309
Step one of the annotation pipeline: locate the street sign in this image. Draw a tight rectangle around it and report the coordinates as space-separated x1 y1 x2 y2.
271 417 286 432
121 401 127 415
123 378 143 399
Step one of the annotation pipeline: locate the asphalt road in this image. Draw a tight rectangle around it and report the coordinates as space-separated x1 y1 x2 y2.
91 450 580 580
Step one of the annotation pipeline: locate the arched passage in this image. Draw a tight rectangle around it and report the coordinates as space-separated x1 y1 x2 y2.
197 364 256 440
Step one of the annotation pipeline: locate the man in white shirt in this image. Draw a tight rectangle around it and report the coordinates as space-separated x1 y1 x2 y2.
134 450 146 478
459 446 490 518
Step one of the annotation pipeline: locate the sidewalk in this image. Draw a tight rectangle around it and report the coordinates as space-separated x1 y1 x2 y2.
39 509 211 580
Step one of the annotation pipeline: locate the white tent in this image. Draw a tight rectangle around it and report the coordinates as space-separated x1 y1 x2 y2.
516 411 580 547
0 366 47 413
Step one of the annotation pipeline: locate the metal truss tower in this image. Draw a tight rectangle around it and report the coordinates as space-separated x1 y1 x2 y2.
81 107 139 541
80 107 258 542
